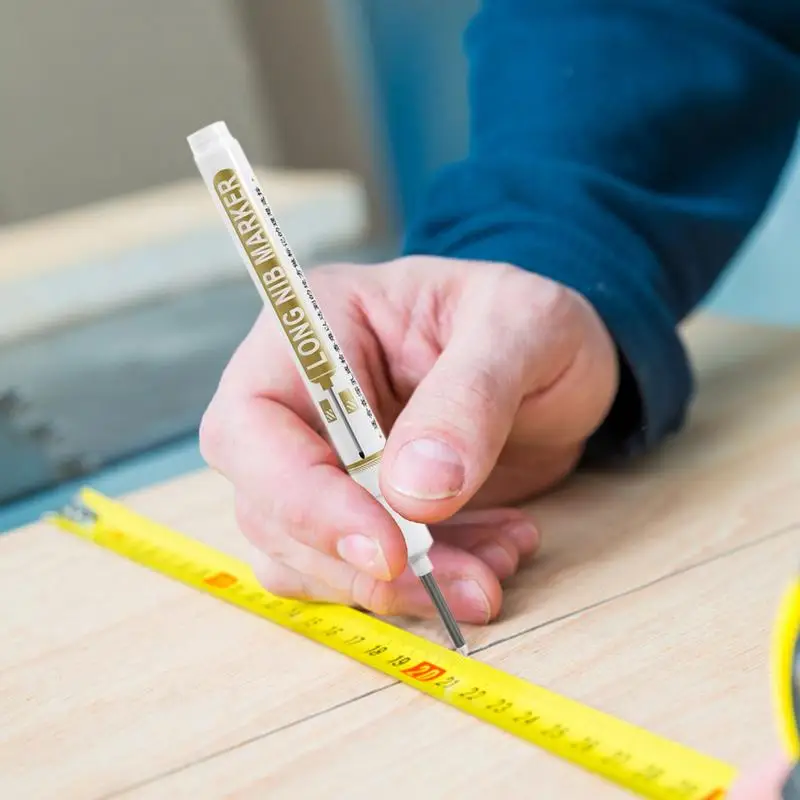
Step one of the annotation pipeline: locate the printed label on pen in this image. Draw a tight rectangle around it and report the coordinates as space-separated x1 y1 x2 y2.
213 168 336 391
338 390 358 414
319 399 337 423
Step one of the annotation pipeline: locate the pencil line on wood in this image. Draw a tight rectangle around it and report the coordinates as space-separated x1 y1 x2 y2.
471 519 800 657
94 683 397 800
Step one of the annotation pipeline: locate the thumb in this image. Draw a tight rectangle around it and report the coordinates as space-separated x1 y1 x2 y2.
379 275 570 522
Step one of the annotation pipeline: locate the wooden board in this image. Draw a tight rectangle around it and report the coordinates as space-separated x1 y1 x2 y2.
1 313 798 798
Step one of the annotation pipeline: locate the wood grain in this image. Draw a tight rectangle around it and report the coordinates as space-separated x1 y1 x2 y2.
1 313 798 798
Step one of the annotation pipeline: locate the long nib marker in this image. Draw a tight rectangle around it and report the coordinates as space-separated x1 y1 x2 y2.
188 121 469 656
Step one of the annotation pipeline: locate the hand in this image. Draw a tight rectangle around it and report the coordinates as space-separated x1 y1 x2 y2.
727 755 791 799
199 256 618 622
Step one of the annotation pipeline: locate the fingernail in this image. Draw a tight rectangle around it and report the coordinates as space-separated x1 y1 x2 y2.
505 522 540 556
337 535 391 580
389 438 464 500
450 579 491 622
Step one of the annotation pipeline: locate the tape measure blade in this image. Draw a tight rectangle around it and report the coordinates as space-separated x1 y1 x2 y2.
48 490 737 800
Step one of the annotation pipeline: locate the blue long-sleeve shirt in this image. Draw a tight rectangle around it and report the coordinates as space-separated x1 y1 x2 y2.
404 0 800 462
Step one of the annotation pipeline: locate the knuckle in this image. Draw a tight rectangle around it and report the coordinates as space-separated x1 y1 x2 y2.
389 254 421 270
269 491 315 539
538 277 571 314
198 403 226 468
233 494 262 543
233 492 258 528
233 463 303 527
349 570 396 616
457 364 505 414
253 555 303 598
494 263 575 322
234 494 295 559
502 272 587 371
521 274 574 323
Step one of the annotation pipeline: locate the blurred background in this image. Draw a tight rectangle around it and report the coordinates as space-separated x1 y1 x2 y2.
0 0 798 530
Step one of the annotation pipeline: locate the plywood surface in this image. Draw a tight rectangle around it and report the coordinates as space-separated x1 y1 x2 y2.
2 313 798 798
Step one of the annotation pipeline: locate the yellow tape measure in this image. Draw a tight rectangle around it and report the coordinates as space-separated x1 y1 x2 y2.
49 487 739 799
772 576 800 800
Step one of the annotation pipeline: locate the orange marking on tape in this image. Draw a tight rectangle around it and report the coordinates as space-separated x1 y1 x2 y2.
401 661 446 682
204 572 238 589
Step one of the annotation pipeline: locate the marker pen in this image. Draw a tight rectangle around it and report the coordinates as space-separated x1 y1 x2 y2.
187 121 468 655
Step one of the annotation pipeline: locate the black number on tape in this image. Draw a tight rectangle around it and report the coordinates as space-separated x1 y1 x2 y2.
634 765 664 781
572 737 599 752
512 711 540 725
459 687 487 701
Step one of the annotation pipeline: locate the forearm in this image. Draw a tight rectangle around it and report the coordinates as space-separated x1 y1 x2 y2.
404 0 800 459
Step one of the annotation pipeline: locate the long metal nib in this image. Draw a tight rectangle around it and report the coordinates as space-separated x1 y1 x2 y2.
419 572 469 656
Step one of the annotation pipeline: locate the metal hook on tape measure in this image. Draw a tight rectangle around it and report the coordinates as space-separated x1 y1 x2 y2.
50 496 97 526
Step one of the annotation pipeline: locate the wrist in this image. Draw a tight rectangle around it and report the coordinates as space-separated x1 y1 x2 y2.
405 209 692 461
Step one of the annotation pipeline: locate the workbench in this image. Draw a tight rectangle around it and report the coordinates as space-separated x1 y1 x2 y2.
2 313 798 798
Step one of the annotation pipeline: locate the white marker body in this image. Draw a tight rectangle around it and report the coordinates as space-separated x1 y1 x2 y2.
188 121 433 577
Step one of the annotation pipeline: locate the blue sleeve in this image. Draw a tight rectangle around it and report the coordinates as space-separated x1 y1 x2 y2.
403 0 800 461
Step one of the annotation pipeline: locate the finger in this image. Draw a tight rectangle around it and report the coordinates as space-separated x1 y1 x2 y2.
465 533 520 582
364 541 503 623
250 533 502 624
726 753 791 799
432 508 541 580
434 507 540 558
235 476 407 583
379 268 579 522
239 494 402 600
250 550 353 605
